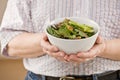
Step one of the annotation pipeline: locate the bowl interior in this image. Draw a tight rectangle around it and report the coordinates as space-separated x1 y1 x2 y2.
44 17 100 53
45 17 100 40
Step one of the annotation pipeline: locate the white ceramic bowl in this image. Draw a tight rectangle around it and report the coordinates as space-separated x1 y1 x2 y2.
44 17 100 54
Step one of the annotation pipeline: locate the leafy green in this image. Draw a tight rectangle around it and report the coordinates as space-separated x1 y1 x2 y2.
47 19 95 39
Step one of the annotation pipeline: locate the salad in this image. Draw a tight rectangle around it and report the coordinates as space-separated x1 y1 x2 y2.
47 19 95 39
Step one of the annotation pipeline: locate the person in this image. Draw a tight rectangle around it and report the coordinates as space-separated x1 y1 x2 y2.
0 0 120 80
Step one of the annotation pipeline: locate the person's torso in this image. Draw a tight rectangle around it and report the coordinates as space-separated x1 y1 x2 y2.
23 0 120 77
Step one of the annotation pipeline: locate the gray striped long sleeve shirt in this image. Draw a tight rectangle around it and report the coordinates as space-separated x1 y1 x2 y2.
0 0 120 77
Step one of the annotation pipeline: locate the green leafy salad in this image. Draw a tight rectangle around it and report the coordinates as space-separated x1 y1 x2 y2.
47 19 95 39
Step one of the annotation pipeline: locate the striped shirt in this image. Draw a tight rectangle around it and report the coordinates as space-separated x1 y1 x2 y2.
0 0 120 77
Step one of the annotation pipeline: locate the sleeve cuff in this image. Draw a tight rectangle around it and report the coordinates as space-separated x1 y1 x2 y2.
1 31 23 57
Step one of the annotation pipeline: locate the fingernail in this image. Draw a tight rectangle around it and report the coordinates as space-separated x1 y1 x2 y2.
67 59 70 61
77 54 82 57
64 61 68 63
86 59 90 61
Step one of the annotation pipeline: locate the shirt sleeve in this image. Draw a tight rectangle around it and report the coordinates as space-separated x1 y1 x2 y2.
0 0 33 56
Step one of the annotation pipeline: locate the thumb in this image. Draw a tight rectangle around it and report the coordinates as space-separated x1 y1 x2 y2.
96 36 104 44
41 33 48 41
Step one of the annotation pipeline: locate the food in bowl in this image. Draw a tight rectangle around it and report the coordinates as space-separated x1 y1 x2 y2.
47 18 95 39
45 17 99 54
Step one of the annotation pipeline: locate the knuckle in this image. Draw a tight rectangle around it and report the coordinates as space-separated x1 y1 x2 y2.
49 46 55 51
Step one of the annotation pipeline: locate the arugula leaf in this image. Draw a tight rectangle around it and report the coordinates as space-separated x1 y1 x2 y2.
47 19 95 39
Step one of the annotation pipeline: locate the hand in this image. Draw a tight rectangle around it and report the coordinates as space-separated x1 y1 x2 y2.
66 36 106 64
40 33 68 62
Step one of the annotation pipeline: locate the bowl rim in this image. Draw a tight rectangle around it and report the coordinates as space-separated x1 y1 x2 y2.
44 17 100 41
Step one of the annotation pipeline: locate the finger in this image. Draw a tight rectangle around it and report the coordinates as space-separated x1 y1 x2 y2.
41 33 48 41
43 48 47 53
43 48 54 56
45 49 64 57
77 49 97 58
43 49 67 61
52 51 65 57
52 52 68 62
40 35 58 52
85 57 95 61
68 55 86 63
64 55 69 60
56 57 68 62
